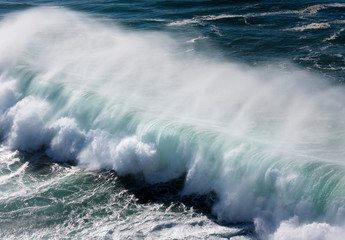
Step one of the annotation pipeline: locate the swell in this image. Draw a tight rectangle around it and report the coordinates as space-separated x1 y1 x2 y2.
1 7 345 238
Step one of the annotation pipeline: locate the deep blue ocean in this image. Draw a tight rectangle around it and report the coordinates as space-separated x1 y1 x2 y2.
1 1 345 239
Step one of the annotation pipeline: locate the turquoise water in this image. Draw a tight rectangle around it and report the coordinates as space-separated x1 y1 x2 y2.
1 2 345 239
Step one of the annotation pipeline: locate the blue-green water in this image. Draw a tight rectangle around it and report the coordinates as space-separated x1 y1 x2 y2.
1 1 345 239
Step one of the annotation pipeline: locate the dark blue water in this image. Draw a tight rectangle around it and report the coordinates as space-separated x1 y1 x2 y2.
1 1 345 239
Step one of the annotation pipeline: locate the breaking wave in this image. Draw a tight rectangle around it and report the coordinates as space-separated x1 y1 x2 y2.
1 8 345 239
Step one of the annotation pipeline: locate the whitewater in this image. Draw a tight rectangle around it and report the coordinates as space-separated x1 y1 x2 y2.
1 7 345 240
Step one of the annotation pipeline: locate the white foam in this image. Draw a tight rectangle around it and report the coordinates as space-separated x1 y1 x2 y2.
202 14 244 21
287 23 331 32
46 117 85 162
108 208 249 240
324 28 345 41
144 18 166 23
77 131 165 182
272 3 345 16
0 161 28 185
1 96 50 152
167 3 345 27
168 14 244 26
186 36 207 43
269 217 345 240
167 18 200 26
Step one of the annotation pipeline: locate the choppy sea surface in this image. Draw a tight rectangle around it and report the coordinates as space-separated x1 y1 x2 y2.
1 1 345 239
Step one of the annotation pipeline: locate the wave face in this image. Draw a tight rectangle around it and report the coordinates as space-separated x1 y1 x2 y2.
1 7 345 239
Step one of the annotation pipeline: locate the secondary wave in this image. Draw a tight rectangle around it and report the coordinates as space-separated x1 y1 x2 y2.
1 7 345 239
